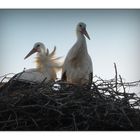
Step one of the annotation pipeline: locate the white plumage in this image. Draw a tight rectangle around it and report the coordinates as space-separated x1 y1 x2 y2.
62 22 93 84
15 42 62 83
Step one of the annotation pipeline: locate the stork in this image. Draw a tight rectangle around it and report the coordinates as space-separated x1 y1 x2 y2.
16 42 62 83
61 22 93 85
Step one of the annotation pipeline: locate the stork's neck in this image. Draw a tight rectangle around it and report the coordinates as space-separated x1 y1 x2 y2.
75 31 88 54
39 47 46 56
36 48 47 72
76 31 86 42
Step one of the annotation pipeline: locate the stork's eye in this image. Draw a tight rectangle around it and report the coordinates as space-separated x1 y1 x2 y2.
36 44 40 48
79 24 82 27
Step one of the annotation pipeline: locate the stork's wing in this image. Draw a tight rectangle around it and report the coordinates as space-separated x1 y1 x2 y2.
49 46 56 57
61 43 81 82
15 69 48 83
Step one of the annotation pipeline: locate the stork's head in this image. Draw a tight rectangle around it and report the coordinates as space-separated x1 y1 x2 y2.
76 22 90 40
24 42 46 59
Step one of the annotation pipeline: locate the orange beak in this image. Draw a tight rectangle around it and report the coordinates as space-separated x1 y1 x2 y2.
81 28 90 40
24 48 37 59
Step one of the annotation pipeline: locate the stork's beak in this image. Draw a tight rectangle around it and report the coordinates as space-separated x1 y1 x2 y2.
81 28 90 40
24 48 37 59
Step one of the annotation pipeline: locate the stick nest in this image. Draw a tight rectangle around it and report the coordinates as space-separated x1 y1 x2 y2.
0 64 140 131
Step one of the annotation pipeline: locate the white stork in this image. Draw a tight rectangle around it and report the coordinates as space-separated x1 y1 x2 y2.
16 42 62 83
61 22 93 85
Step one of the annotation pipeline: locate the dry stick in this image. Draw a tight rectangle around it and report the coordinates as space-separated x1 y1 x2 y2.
120 107 134 128
40 77 48 85
33 77 48 91
114 63 118 93
119 75 127 95
1 114 12 130
0 119 23 124
17 104 42 109
92 81 105 100
0 73 15 83
72 113 78 130
119 75 135 107
0 73 15 79
123 80 140 87
97 78 120 99
12 110 19 129
2 72 25 91
0 76 7 83
29 116 39 128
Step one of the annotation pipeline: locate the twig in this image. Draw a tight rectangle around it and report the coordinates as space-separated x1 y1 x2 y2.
72 113 78 130
114 63 118 93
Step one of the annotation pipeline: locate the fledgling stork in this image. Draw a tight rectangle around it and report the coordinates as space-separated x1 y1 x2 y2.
16 42 62 83
61 22 93 85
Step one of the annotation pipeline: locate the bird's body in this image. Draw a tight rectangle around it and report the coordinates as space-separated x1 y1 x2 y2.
16 42 62 83
17 68 48 83
62 22 93 84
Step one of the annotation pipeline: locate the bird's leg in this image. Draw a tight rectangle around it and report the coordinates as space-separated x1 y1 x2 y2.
61 71 67 81
89 72 93 85
85 72 93 90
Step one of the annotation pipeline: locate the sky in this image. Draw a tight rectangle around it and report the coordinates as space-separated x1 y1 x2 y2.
0 9 140 87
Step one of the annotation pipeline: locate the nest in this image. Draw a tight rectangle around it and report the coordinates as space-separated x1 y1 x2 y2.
0 64 140 131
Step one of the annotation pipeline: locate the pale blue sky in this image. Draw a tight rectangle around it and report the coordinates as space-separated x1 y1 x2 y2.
0 9 140 83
